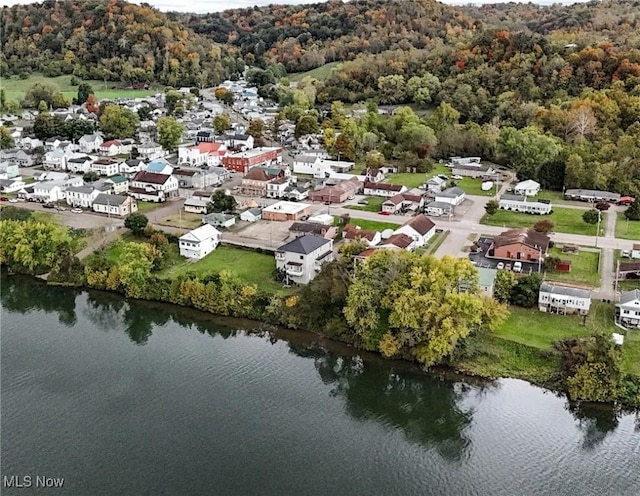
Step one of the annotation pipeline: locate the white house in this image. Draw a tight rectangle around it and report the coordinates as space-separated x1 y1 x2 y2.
266 177 291 199
65 185 104 208
91 158 120 177
393 215 436 248
223 133 254 151
424 201 453 217
275 234 334 285
435 187 465 206
0 177 26 193
179 224 221 260
129 171 179 202
514 179 541 197
99 140 124 156
203 212 236 229
43 149 73 170
286 186 309 202
240 207 262 223
363 181 407 198
632 243 640 260
32 182 65 202
105 175 129 194
616 289 640 329
425 176 447 192
538 282 591 315
137 142 164 161
184 196 209 214
66 155 93 174
499 194 552 215
78 133 103 153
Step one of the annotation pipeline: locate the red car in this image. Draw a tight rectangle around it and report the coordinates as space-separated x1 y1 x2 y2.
0 196 9 201
378 211 391 216
618 196 635 206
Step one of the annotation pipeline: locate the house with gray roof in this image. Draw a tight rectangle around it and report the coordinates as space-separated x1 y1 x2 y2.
435 187 465 206
65 185 104 208
275 234 333 285
203 212 236 228
616 289 640 329
92 193 138 217
538 282 591 315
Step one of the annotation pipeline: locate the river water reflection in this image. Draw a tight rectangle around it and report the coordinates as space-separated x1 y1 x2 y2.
1 275 639 495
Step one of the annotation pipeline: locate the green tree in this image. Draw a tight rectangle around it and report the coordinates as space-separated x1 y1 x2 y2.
493 269 516 303
294 114 319 138
220 91 235 106
213 113 232 135
484 200 499 216
497 126 561 182
509 272 542 308
83 171 99 183
137 104 152 121
365 150 385 169
0 126 14 150
426 102 460 133
99 105 139 139
75 83 94 105
157 117 185 151
624 198 640 221
582 209 600 225
124 213 149 235
24 82 62 108
62 118 96 142
112 242 154 299
207 190 237 213
248 119 264 140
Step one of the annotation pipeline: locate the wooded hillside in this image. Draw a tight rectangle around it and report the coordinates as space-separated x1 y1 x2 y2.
0 0 239 87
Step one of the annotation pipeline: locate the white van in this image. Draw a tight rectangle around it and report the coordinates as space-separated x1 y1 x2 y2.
513 261 523 273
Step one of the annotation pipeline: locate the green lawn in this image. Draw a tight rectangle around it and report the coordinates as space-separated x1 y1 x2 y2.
287 62 341 82
158 245 284 293
135 201 163 214
348 218 401 232
615 212 640 241
387 172 427 188
537 190 566 202
387 165 495 196
456 176 496 197
494 303 616 350
345 196 385 212
545 246 600 287
613 249 640 291
160 212 202 230
621 331 640 376
481 207 603 236
2 74 158 103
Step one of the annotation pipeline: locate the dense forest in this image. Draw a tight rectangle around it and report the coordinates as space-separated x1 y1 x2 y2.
0 0 243 86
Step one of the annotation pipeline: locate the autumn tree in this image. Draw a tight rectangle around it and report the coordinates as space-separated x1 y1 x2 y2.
343 251 508 365
533 219 554 233
213 113 232 135
157 117 185 151
248 119 264 140
493 269 516 303
99 105 139 139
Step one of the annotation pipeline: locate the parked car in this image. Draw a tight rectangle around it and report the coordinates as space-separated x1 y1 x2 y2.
8 198 18 203
496 262 505 270
505 263 512 271
452 175 464 180
71 208 83 214
56 206 66 211
438 174 449 180
378 211 391 216
42 203 55 209
513 261 523 273
357 199 369 205
0 196 9 201
595 201 610 211
621 250 632 258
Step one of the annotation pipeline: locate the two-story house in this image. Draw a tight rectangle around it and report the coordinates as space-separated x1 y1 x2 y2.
616 289 640 329
66 155 93 174
65 185 105 208
178 142 228 167
92 193 138 217
78 133 104 153
275 234 334 285
241 168 274 197
179 224 221 260
129 171 179 202
538 282 591 315
91 158 120 177
266 177 291 199
137 142 164 161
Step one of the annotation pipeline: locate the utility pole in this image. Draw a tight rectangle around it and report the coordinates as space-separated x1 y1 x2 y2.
595 210 601 247
614 259 620 297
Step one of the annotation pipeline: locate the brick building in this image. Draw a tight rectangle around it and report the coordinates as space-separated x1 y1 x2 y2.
488 228 549 262
222 147 282 174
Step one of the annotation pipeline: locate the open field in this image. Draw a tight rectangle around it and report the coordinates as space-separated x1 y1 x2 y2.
158 245 285 293
621 331 640 376
456 176 496 196
348 218 401 232
387 164 495 196
287 62 341 82
481 207 602 236
615 212 640 241
345 196 385 212
387 172 428 188
160 212 202 230
2 74 158 103
545 246 600 287
135 201 163 214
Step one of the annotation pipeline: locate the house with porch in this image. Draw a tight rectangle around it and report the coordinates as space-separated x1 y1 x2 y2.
616 289 640 329
184 196 209 214
203 212 236 228
275 234 334 285
66 155 93 174
393 215 436 248
129 171 179 202
65 185 105 208
78 133 103 153
538 282 591 315
137 142 164 161
179 224 221 260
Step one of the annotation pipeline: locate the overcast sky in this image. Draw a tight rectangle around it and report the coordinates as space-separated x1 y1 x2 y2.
1 0 593 14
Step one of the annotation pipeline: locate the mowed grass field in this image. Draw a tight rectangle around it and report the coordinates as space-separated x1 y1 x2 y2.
545 246 600 287
2 74 159 102
347 218 401 232
387 164 495 196
287 62 341 82
615 212 640 241
481 207 603 236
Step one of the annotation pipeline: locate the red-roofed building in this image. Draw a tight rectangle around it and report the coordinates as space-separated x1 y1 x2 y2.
308 177 362 204
377 233 417 251
178 142 228 167
222 147 282 173
99 139 133 156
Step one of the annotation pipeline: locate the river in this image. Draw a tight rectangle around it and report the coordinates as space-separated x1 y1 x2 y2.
1 274 639 496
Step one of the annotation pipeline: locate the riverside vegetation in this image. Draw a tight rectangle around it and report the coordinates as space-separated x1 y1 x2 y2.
1 207 638 409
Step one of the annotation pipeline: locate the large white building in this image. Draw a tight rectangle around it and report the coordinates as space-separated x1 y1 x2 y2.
129 171 179 202
538 282 591 315
499 194 552 215
514 179 540 197
275 234 334 285
179 224 221 260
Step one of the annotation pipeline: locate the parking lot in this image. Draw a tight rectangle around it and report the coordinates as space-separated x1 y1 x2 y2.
468 236 541 273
